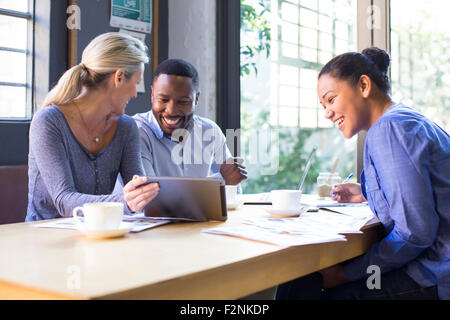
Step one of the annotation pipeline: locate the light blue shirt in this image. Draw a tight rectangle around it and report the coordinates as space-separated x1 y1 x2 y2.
342 103 450 299
133 111 232 182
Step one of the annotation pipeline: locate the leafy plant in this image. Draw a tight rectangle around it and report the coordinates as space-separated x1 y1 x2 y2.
241 110 320 194
240 0 271 76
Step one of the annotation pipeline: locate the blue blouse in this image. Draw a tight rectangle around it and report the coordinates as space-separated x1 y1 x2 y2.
342 103 450 299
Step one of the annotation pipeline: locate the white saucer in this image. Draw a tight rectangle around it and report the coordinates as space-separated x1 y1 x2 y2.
77 222 134 239
264 205 309 217
227 199 244 210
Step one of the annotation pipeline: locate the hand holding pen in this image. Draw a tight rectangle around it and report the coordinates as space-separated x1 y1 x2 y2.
331 173 366 203
342 173 354 184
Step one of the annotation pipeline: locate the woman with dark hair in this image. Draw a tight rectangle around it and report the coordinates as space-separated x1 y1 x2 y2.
277 47 450 300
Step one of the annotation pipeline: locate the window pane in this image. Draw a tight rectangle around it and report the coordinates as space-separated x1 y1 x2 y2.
318 14 333 33
0 0 29 12
279 86 298 106
318 0 334 16
299 7 317 29
300 27 317 48
281 22 298 44
299 46 317 62
281 2 298 24
279 65 299 86
240 0 357 194
318 50 332 65
390 0 450 132
0 15 28 50
0 85 26 118
281 42 298 58
299 107 317 128
299 68 318 89
279 107 298 126
319 32 333 52
300 0 317 11
0 51 27 83
299 88 317 107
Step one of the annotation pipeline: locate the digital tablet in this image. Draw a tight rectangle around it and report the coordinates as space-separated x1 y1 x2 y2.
143 177 227 222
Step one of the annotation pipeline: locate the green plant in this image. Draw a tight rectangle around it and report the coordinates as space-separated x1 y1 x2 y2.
241 110 320 194
240 0 271 76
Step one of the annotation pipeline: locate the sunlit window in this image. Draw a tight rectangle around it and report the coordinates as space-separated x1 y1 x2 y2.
0 0 33 119
240 0 357 194
390 0 450 132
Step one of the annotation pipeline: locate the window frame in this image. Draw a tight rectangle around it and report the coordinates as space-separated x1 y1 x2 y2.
217 0 391 182
0 0 35 120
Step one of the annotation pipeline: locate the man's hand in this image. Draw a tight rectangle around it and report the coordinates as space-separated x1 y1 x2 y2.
220 157 247 185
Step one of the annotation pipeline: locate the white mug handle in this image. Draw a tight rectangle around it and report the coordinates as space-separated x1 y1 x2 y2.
72 206 84 224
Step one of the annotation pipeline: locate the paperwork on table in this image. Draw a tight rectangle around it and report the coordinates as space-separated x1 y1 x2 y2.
242 193 370 208
33 213 170 233
202 207 378 247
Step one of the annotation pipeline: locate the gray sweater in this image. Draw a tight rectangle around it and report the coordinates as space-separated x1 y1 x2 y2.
26 106 144 221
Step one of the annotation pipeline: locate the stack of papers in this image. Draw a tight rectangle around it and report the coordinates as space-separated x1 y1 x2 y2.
202 208 377 247
203 225 346 247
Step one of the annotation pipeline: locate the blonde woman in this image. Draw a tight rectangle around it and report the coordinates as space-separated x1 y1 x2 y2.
26 32 159 221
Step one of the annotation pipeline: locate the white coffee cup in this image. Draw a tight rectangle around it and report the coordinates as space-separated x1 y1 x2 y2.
225 185 238 205
73 202 124 230
270 190 302 211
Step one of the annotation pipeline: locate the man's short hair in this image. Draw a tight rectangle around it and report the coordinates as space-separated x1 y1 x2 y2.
153 58 199 91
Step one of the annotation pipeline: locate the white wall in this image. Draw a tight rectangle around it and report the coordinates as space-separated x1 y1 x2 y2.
168 0 216 121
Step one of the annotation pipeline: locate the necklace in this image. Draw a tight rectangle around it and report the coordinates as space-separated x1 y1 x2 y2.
74 101 100 143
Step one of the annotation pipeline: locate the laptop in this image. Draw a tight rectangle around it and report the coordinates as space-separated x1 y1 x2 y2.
143 177 227 222
243 146 318 205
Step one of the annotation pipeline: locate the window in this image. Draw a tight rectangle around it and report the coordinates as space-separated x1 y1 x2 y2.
0 0 34 119
390 0 450 132
240 0 358 194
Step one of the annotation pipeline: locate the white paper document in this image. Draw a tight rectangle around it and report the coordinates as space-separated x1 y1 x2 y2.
34 216 170 233
202 225 346 247
202 209 375 247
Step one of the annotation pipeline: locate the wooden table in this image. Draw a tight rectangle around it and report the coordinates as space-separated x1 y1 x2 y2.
0 205 380 300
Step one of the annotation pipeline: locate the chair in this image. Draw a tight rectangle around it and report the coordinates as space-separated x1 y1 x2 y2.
0 165 28 224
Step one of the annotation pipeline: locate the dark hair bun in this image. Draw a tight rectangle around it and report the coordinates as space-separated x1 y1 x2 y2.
362 47 390 74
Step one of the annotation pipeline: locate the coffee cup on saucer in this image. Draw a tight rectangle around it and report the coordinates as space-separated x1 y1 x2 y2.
73 202 124 230
270 190 302 211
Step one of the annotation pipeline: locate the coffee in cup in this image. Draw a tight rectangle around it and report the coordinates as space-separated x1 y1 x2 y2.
73 202 124 230
270 190 302 211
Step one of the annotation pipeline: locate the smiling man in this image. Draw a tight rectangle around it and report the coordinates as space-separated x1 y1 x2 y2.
133 59 247 185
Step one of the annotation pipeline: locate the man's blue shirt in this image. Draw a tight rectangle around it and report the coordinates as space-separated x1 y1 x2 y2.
342 103 450 299
133 110 232 181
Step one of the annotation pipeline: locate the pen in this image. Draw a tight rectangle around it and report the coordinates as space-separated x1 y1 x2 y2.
332 173 353 195
342 173 354 184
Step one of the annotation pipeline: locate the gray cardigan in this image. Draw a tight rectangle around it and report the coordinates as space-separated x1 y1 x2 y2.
26 106 144 221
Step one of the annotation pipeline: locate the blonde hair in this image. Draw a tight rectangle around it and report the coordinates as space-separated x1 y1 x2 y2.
41 32 149 108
